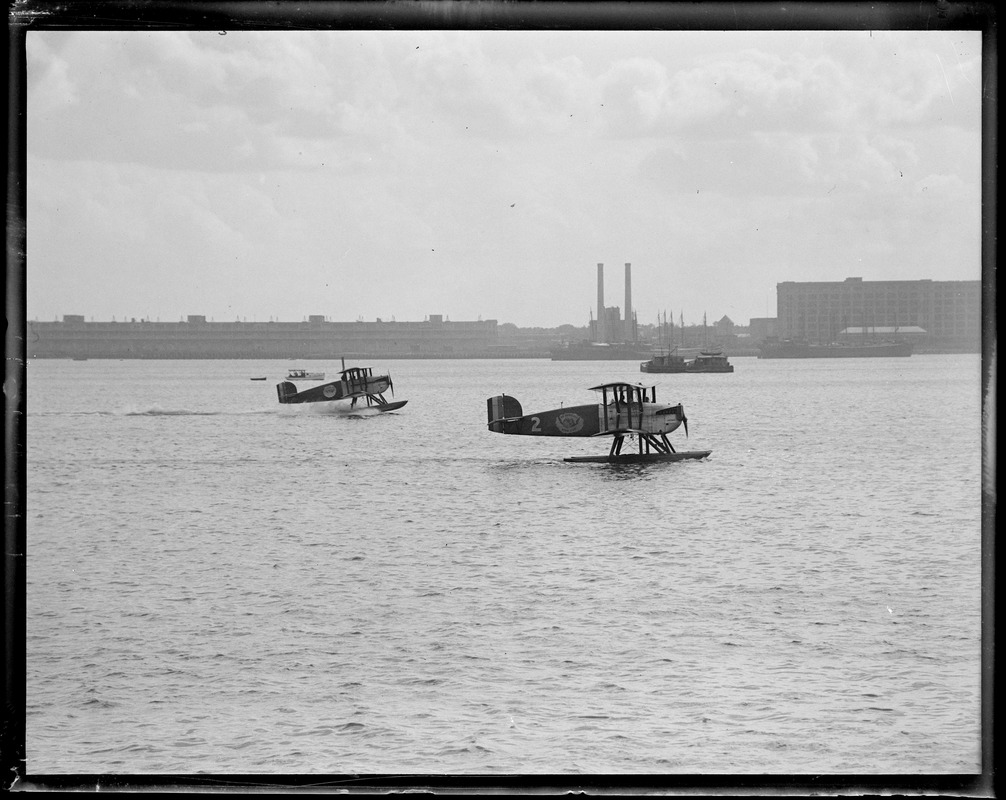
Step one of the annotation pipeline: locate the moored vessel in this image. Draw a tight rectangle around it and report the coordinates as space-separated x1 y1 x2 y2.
758 339 913 358
551 341 654 361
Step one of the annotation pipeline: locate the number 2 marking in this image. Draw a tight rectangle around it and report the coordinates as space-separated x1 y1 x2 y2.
531 416 541 432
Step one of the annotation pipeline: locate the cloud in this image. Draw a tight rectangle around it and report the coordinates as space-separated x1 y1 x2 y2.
25 29 983 326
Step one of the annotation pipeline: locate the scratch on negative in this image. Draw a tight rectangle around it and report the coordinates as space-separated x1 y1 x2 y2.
10 0 59 22
936 53 954 105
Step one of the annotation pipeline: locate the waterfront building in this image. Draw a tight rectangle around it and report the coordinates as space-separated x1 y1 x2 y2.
749 317 779 343
27 314 502 359
775 277 981 352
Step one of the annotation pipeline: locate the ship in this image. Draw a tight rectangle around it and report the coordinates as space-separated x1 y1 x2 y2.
757 338 913 359
684 348 735 372
551 340 654 361
640 347 734 373
639 349 687 372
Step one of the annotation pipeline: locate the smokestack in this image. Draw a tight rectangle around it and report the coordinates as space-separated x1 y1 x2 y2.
624 262 633 343
596 263 605 343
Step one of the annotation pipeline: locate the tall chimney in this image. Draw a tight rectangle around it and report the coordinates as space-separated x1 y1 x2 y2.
596 263 605 343
624 262 633 343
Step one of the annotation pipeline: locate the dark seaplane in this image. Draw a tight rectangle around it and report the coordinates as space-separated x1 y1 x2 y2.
487 381 711 463
276 360 407 411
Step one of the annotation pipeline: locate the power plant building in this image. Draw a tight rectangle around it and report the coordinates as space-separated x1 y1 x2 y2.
592 261 636 344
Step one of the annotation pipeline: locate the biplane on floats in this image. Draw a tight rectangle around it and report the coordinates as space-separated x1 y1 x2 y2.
486 381 710 463
276 359 407 411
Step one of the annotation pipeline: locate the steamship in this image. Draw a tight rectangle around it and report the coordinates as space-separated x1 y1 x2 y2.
551 341 655 361
758 338 913 359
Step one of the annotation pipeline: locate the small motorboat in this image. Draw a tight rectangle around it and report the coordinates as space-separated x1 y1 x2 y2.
286 368 326 381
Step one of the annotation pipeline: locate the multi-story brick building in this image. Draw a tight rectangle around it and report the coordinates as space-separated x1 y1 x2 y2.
774 277 981 352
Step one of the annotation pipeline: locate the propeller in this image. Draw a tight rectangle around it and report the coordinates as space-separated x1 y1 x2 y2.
680 405 689 437
389 374 395 397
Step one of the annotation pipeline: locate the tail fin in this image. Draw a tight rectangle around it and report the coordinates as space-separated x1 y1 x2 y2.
487 394 523 432
276 381 298 404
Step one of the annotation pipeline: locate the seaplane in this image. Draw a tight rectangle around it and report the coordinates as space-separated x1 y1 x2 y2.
276 359 407 411
486 381 711 463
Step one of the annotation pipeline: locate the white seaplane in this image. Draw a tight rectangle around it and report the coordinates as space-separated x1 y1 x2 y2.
487 381 710 463
276 360 407 411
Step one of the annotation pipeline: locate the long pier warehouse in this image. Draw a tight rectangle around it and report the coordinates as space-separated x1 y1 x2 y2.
27 314 506 359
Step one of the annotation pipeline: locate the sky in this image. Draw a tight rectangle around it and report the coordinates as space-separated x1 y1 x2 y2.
25 22 983 328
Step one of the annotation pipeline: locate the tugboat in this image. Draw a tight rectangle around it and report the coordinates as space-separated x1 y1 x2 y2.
639 349 688 373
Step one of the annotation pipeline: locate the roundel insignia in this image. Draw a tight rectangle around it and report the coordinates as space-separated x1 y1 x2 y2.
323 385 337 398
555 412 584 434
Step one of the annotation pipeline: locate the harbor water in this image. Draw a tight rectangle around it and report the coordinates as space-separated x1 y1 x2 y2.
23 355 984 775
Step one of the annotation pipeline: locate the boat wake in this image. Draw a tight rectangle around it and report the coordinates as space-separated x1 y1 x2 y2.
280 403 386 418
125 408 221 416
119 405 275 417
91 404 398 419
